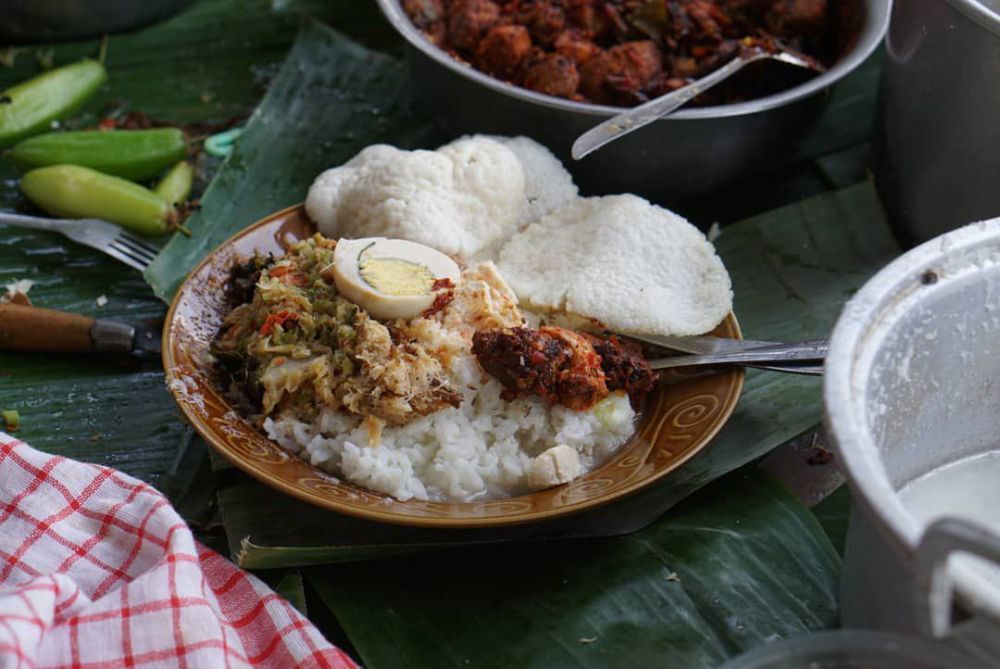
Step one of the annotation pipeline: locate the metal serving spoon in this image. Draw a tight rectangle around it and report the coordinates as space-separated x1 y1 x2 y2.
645 338 828 375
572 44 825 160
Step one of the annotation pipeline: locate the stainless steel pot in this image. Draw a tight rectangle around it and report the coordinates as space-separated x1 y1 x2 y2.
0 0 191 43
825 218 1000 664
376 0 891 203
874 0 1000 244
718 629 993 669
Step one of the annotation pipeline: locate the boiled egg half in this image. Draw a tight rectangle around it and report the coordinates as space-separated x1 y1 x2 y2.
332 237 461 320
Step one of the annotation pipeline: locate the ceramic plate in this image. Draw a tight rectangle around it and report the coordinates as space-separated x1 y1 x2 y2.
163 205 744 528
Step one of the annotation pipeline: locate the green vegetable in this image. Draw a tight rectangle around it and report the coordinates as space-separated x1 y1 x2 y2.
1 409 19 432
21 165 175 236
154 160 194 207
0 59 107 148
7 128 186 180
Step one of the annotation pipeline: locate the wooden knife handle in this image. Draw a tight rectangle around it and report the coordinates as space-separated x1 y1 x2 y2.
0 303 96 353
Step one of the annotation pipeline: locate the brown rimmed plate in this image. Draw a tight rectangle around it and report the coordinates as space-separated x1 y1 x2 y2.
163 205 745 528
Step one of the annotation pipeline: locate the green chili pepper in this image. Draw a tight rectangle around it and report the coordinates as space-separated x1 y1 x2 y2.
1 409 19 432
154 160 194 207
21 165 175 237
0 59 107 148
7 128 186 181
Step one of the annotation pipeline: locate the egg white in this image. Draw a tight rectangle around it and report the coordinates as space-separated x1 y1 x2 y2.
332 237 461 320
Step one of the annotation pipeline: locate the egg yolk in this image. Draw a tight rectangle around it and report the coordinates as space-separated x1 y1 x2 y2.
359 257 434 296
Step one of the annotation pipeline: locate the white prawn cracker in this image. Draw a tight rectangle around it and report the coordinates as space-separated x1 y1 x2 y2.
497 194 733 337
305 135 577 262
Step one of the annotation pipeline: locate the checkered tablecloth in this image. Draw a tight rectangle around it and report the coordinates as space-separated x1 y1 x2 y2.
0 433 359 669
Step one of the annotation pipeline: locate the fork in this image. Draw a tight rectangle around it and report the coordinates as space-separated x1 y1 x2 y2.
0 212 159 271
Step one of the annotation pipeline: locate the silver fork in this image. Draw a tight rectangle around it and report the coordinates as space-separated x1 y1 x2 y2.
0 212 159 271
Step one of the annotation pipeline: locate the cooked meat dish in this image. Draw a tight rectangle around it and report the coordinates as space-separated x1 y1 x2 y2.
472 325 656 411
403 0 858 106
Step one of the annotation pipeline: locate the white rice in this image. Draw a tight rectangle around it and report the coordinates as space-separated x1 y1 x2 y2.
263 353 635 502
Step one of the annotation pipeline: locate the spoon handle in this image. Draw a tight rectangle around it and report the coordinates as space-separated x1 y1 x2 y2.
572 53 760 161
649 339 828 371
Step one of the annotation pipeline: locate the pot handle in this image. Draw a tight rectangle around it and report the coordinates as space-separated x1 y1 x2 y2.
913 518 1000 638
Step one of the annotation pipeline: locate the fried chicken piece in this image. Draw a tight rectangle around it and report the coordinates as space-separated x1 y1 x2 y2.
554 30 601 67
477 24 533 80
523 53 580 98
447 0 501 52
403 0 446 43
579 40 664 105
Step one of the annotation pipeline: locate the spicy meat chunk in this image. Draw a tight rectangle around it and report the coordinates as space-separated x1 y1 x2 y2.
523 53 580 97
477 24 533 79
586 334 657 408
447 0 501 52
472 325 655 411
554 30 601 67
580 40 664 105
520 0 566 47
472 326 607 411
766 0 828 38
403 0 446 43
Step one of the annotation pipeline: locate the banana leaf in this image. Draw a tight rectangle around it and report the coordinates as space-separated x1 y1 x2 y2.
813 485 852 556
216 181 899 567
143 19 437 301
306 470 841 669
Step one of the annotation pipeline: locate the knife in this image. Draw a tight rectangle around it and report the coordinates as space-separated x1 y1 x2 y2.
0 303 161 356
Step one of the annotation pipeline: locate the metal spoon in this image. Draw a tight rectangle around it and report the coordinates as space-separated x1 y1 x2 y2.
572 45 825 160
647 338 828 374
628 333 826 376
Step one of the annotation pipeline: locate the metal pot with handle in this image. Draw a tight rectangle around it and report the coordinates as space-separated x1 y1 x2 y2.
824 218 1000 665
874 0 1000 244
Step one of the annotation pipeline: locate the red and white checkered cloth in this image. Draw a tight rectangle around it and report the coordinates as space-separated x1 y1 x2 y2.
0 433 359 669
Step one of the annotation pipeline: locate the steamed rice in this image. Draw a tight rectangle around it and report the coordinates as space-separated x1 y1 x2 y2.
263 349 635 502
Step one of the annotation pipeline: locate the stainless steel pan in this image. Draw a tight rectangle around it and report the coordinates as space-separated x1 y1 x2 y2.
874 0 1000 244
376 0 891 203
825 218 1000 663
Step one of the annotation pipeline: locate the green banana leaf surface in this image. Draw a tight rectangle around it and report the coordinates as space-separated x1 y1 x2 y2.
143 18 437 301
307 470 841 669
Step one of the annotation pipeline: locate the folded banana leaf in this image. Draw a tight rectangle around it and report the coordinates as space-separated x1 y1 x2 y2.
306 470 841 669
218 181 899 568
143 19 438 301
